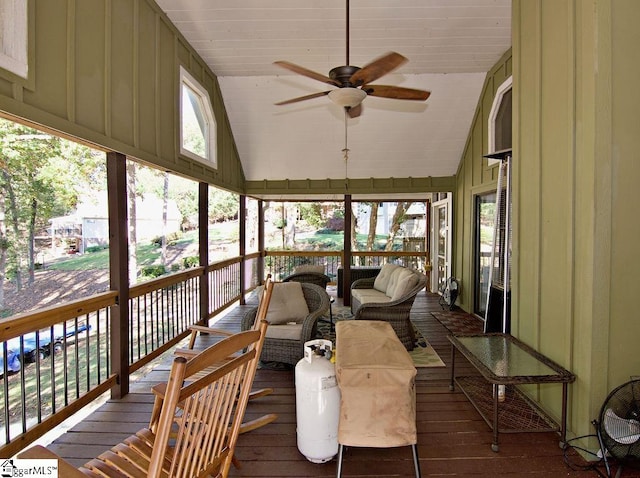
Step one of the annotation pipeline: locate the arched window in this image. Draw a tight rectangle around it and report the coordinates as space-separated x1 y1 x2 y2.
487 76 512 165
179 66 217 168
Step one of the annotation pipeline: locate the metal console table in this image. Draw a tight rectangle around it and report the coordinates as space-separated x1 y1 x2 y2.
448 333 575 452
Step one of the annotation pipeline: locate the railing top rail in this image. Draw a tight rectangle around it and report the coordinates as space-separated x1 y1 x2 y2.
0 291 118 342
264 250 427 257
129 266 204 299
352 251 429 257
206 256 242 272
265 251 343 257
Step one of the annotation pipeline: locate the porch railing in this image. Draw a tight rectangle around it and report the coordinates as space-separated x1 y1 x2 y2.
0 257 246 456
0 250 428 456
0 292 118 457
264 250 430 281
264 251 343 281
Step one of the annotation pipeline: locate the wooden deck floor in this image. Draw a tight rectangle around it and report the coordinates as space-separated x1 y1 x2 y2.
40 290 625 477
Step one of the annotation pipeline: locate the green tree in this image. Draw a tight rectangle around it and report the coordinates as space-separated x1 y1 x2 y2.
127 161 138 283
0 122 61 288
298 203 323 228
0 118 104 302
365 202 380 251
209 189 237 223
384 202 413 251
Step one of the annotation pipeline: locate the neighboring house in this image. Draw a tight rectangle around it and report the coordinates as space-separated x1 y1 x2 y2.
49 193 182 254
356 202 426 237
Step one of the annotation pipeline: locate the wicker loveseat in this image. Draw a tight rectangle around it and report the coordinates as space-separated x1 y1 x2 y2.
242 282 330 366
350 264 427 350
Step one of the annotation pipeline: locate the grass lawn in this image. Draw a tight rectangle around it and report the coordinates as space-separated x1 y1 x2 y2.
294 231 403 251
46 221 405 274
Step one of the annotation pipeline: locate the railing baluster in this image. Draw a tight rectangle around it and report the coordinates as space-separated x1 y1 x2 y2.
0 255 428 453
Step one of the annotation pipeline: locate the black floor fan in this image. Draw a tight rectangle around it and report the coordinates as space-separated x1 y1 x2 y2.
594 379 640 477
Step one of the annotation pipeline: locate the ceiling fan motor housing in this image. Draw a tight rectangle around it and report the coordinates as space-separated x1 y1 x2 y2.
329 65 361 87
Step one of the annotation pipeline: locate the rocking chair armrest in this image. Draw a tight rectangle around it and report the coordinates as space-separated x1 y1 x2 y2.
188 324 233 337
18 445 93 477
173 348 199 359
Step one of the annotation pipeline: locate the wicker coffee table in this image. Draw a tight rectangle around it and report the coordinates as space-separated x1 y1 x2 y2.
448 333 575 452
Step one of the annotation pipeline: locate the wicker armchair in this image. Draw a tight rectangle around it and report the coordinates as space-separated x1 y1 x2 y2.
283 271 331 289
242 282 330 366
351 269 427 351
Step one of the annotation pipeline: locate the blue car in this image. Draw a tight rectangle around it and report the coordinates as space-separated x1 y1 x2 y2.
0 347 22 374
0 322 91 372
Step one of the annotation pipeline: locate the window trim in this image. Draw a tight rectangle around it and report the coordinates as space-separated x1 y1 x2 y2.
487 76 512 166
0 0 28 79
179 66 217 168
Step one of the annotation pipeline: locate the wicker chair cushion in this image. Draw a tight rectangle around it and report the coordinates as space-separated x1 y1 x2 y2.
373 263 400 293
258 282 309 325
391 273 420 301
265 323 302 340
294 264 325 274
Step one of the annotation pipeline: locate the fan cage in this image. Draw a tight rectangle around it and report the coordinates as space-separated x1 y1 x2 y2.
597 379 640 460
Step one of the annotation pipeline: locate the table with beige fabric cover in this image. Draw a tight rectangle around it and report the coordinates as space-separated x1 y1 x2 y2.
335 320 421 477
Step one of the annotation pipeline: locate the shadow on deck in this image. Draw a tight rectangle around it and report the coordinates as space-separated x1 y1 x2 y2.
36 290 615 477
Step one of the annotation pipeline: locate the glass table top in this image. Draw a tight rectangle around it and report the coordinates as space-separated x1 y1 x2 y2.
450 334 573 382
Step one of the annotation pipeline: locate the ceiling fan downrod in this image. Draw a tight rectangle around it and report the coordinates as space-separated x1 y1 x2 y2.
345 0 350 66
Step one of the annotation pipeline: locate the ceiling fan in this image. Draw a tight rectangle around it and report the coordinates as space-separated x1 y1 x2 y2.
273 0 431 118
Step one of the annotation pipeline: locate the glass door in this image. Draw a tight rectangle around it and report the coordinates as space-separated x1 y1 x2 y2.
474 191 496 317
431 195 451 293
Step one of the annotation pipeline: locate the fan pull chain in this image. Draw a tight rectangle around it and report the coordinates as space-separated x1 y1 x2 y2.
343 109 349 190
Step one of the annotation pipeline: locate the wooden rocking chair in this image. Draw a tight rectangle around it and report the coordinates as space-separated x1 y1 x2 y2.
19 324 268 478
148 276 276 435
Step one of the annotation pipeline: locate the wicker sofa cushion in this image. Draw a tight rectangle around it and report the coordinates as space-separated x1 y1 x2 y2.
391 273 420 301
372 264 417 298
373 263 400 293
351 288 393 306
259 282 310 325
353 266 422 306
385 267 414 297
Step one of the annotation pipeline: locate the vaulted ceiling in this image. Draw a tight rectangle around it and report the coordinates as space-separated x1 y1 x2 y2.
155 0 511 188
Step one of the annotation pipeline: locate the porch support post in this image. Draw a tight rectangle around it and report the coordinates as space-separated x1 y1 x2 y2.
199 182 209 323
343 194 352 306
258 199 265 282
425 199 431 291
106 152 129 399
239 195 247 305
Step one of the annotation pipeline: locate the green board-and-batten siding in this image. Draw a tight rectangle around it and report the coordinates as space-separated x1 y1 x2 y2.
0 0 245 193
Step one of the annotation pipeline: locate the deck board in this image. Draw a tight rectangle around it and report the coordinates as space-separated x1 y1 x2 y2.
40 291 627 477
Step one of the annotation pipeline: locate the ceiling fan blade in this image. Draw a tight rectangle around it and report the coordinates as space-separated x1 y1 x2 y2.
274 61 340 86
346 104 363 118
274 91 331 106
349 52 408 86
362 84 431 101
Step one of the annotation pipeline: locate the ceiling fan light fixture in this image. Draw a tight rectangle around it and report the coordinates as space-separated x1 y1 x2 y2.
328 87 367 108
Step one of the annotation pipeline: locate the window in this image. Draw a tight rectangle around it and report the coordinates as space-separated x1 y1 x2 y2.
474 191 496 317
487 76 512 165
0 0 28 78
179 66 216 167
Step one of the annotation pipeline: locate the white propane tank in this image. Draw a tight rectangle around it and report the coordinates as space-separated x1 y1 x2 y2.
295 339 341 464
